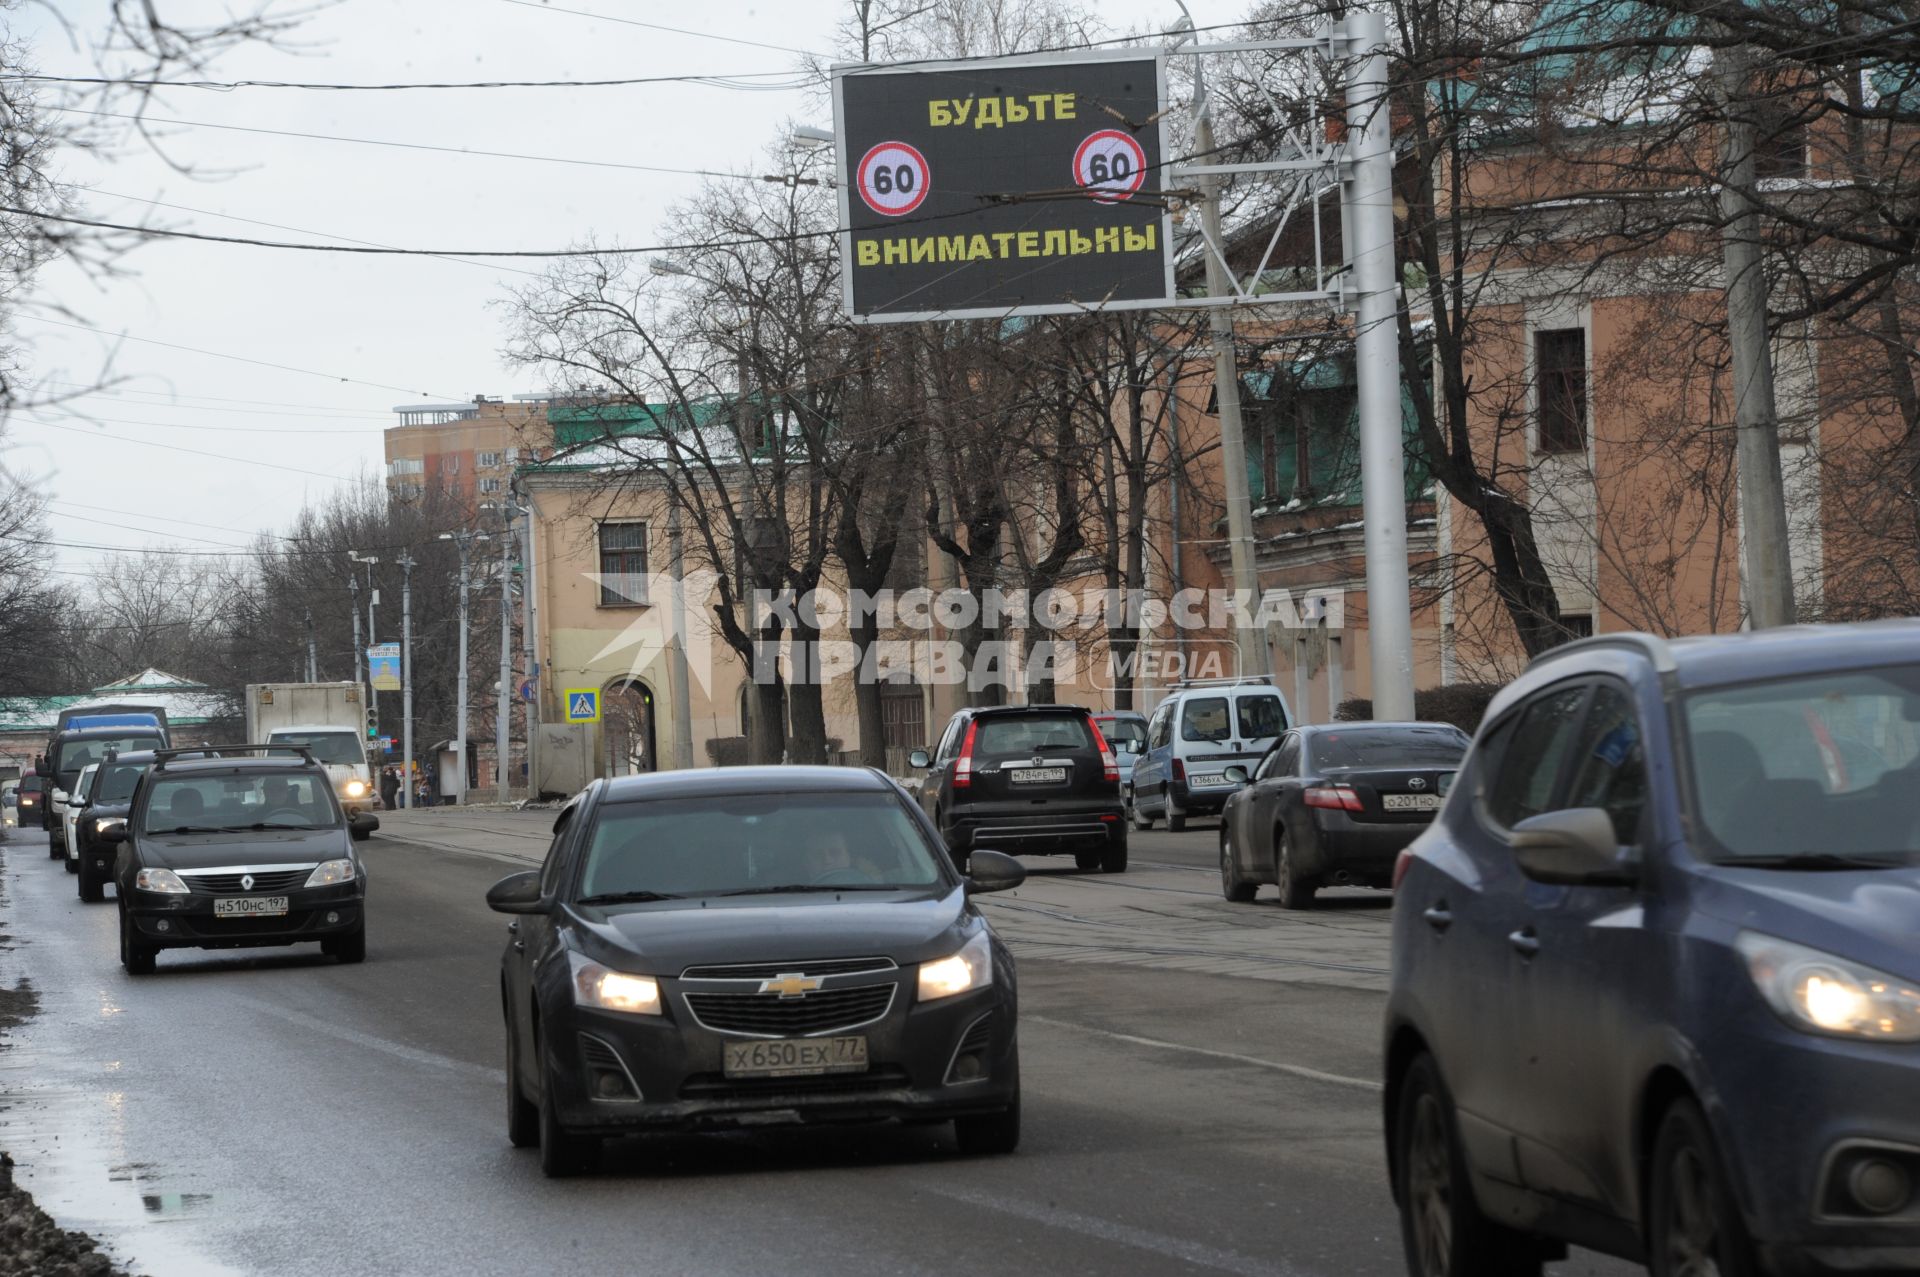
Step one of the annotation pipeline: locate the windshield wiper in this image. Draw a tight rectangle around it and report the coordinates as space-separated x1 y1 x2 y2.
155 825 230 835
577 890 683 905
711 883 904 897
223 822 321 832
1717 853 1908 871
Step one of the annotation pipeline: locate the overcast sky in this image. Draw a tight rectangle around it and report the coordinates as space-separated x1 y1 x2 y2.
11 0 1232 584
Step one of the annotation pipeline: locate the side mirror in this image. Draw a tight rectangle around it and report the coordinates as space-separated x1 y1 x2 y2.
1121 739 1144 755
1223 765 1250 785
487 869 546 914
908 749 931 769
69 798 89 811
350 813 380 836
965 849 1026 895
101 826 127 846
1511 808 1637 886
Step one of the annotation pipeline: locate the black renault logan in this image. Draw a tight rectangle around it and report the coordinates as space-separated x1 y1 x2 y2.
488 766 1025 1177
109 746 375 973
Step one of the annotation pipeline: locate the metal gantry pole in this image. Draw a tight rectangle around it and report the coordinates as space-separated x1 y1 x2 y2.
1344 8 1417 722
399 553 416 809
304 610 318 682
453 539 471 805
498 527 514 801
1187 34 1267 678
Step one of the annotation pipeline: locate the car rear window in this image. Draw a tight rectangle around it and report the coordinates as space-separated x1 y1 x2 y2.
97 764 147 804
1685 666 1920 862
975 714 1093 756
55 735 164 785
1181 697 1231 742
1309 727 1468 770
1237 694 1288 739
577 791 943 899
1097 717 1147 748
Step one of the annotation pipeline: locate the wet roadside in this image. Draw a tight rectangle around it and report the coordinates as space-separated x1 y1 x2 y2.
0 843 140 1277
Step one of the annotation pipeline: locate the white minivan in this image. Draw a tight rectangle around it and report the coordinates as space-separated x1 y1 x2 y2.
1128 677 1291 831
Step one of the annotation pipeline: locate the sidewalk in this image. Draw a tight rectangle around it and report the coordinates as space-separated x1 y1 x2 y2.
373 806 556 865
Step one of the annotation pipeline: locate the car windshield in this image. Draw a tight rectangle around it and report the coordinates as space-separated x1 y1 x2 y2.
142 771 337 833
576 791 945 901
55 735 163 788
95 763 147 804
272 731 365 766
1685 664 1920 864
1099 718 1147 747
1309 727 1468 771
975 714 1091 755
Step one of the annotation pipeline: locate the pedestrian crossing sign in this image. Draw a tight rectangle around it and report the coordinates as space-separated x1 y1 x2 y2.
564 688 601 724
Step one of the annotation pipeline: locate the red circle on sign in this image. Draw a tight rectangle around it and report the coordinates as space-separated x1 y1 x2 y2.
1072 129 1148 203
856 141 930 217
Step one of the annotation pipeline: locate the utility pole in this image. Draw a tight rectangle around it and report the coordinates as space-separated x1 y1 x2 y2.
398 552 416 809
349 576 364 693
304 610 318 682
1345 8 1417 720
516 494 540 797
1184 19 1265 678
1715 40 1796 629
438 529 490 805
667 493 695 770
497 520 514 801
349 553 381 729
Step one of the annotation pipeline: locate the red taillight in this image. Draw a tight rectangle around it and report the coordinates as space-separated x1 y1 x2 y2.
953 719 978 788
1172 758 1186 782
1392 848 1415 890
1087 716 1119 783
1304 785 1363 812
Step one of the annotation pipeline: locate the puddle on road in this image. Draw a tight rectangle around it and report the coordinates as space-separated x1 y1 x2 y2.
0 1036 244 1277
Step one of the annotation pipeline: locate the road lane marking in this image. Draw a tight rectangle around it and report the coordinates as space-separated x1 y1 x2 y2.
232 997 502 1083
916 1182 1321 1277
1026 1014 1383 1093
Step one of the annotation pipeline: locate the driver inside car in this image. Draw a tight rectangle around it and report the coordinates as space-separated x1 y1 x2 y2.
799 828 884 884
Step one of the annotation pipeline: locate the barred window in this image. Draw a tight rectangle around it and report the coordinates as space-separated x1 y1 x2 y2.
598 522 649 606
1536 328 1588 454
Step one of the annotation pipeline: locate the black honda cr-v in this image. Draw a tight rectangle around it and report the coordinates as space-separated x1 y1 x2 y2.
911 705 1126 873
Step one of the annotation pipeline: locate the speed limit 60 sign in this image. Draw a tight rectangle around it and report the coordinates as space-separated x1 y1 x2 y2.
832 51 1172 321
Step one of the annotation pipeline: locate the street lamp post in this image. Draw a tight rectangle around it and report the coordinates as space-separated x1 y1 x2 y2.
398 552 416 809
349 552 381 729
438 530 491 805
497 517 514 802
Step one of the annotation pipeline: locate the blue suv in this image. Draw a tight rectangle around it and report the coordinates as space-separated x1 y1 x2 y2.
1385 622 1920 1277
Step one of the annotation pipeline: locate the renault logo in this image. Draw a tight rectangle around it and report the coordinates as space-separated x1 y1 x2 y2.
1407 778 1427 791
759 973 822 999
240 873 256 891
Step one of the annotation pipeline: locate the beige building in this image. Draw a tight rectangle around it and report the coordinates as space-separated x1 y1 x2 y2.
385 396 552 516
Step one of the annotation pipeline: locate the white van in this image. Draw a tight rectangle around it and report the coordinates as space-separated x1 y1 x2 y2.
1128 677 1291 831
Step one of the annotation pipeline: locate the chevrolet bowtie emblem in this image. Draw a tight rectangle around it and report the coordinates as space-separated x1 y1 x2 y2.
759 973 822 999
240 874 255 891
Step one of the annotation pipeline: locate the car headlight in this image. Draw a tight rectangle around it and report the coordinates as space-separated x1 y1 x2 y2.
918 929 993 1002
568 951 661 1015
1737 932 1920 1042
134 867 189 894
343 780 368 798
304 859 357 888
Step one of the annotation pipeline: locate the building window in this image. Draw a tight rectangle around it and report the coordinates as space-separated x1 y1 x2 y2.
478 451 502 469
387 457 423 477
1536 328 1588 454
598 522 649 606
1753 104 1809 181
1559 613 1594 643
444 454 461 473
478 477 503 494
880 681 925 748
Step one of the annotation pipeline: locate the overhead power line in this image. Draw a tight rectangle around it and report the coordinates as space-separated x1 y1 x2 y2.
2 69 816 92
30 409 385 435
497 0 830 58
48 105 765 182
16 417 372 478
17 314 463 399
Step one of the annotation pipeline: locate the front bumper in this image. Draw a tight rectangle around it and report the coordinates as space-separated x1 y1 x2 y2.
126 881 365 949
543 972 1018 1134
1703 1013 1920 1274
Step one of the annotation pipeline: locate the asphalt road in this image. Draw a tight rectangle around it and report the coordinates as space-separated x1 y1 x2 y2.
0 817 1638 1277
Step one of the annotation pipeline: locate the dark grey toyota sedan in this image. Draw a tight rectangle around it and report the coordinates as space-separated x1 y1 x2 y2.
488 766 1025 1177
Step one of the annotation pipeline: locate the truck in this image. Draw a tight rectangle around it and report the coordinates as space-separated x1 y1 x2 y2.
244 683 379 836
